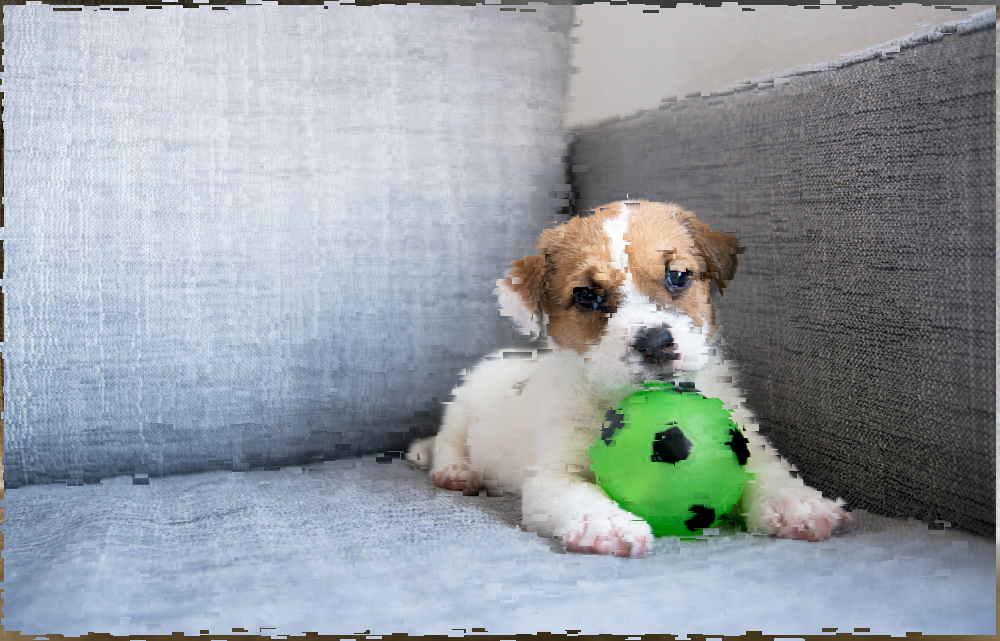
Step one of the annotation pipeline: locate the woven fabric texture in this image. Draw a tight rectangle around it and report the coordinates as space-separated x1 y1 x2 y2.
1 456 994 636
571 12 995 538
1 3 572 487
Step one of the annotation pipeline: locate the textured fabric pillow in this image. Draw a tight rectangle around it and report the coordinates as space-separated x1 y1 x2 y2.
570 11 995 537
2 3 573 487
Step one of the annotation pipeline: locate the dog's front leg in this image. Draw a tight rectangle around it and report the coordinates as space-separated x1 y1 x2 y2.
516 381 654 557
427 401 482 495
741 429 851 541
522 470 654 558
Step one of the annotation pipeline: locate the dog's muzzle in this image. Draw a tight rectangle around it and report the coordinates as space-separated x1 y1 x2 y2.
632 326 679 366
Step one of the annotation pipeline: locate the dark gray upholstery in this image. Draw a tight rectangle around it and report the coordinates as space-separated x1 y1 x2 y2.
1 2 573 487
571 13 995 538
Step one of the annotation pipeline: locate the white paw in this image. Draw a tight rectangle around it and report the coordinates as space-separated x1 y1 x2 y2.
557 512 654 558
760 490 852 542
431 462 482 496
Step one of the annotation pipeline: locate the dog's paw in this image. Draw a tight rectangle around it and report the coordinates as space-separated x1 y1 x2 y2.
759 491 852 542
558 512 654 558
431 463 482 496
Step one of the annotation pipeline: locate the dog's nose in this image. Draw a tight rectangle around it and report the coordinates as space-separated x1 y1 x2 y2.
633 326 678 365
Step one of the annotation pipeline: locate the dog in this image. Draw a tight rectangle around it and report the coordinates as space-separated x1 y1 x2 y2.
408 200 851 557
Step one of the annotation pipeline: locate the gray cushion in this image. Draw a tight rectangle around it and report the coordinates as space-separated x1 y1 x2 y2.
570 11 996 539
2 457 994 635
1 2 572 487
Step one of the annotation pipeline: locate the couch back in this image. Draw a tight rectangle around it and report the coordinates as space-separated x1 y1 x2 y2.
570 11 995 538
2 3 572 487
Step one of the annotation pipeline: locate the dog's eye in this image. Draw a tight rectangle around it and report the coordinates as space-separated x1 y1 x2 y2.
665 270 691 290
573 287 612 312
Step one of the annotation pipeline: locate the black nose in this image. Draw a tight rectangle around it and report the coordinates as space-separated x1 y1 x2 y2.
633 326 677 366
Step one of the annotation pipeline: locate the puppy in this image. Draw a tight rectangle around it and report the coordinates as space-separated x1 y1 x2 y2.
408 200 850 557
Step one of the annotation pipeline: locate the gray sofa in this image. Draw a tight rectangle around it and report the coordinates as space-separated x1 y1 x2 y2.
1 4 995 636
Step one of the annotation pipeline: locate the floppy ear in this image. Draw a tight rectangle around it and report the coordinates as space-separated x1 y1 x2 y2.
496 230 556 337
688 218 743 295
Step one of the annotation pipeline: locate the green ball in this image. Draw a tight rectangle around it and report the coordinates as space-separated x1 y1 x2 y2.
588 381 750 538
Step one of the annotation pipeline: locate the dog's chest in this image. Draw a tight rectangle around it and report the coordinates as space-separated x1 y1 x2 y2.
461 353 634 488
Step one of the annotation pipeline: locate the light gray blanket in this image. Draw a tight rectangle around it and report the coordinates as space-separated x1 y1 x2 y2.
2 456 994 636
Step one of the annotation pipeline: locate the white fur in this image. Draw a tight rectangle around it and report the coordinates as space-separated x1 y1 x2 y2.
410 203 850 557
496 278 542 337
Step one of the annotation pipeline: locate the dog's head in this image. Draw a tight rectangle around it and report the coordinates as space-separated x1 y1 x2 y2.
498 200 741 388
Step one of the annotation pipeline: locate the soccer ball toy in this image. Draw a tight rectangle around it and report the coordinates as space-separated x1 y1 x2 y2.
588 381 751 538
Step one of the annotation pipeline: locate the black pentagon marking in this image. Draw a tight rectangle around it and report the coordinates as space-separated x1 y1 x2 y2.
675 382 702 394
651 424 692 464
685 505 716 531
726 427 750 466
600 408 626 445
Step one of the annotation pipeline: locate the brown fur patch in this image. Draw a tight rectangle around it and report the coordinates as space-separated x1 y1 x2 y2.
624 201 712 334
686 216 742 295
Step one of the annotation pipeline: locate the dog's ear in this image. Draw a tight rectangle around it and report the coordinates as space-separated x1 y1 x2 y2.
688 218 743 295
496 230 557 336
